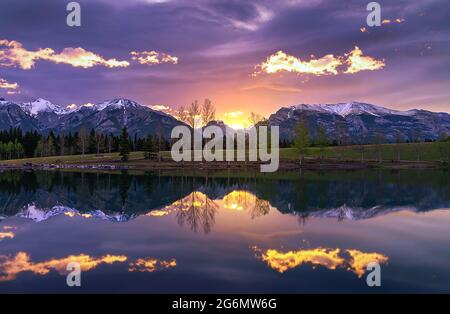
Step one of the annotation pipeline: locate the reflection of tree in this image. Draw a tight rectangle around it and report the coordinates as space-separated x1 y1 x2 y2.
175 192 218 234
250 198 270 219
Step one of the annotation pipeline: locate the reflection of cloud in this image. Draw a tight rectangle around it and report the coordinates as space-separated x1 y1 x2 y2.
128 258 176 272
0 252 127 282
255 47 385 76
344 46 385 74
130 51 178 65
0 232 14 241
0 77 19 90
254 247 388 276
0 39 129 69
254 247 344 273
346 249 389 277
382 18 405 24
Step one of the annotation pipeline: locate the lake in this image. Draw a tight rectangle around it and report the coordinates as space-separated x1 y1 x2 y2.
0 169 449 293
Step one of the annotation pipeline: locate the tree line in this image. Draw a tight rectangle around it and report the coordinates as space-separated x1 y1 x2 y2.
293 117 450 163
0 127 170 161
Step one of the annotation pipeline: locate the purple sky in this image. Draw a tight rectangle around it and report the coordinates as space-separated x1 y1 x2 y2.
0 0 449 125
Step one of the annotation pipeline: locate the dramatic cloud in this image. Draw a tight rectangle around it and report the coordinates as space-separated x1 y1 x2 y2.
256 47 385 77
0 39 130 69
255 50 342 76
230 5 274 31
344 46 385 74
130 51 179 65
128 258 177 272
0 77 19 90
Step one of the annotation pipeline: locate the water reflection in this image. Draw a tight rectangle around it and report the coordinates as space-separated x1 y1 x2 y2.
0 252 127 282
129 258 177 273
253 246 389 277
0 169 448 292
0 252 177 282
0 170 449 234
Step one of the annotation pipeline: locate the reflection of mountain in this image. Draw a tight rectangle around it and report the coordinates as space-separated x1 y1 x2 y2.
0 170 449 229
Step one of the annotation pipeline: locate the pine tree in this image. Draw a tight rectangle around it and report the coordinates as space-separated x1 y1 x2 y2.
316 125 329 159
119 127 130 161
294 119 311 164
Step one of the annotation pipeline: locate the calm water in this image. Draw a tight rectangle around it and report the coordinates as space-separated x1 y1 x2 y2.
0 169 449 293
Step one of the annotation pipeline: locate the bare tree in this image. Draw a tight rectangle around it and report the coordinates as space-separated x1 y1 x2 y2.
95 132 105 155
180 100 201 129
201 99 215 126
374 130 384 163
59 134 65 156
106 134 113 154
334 119 349 160
395 130 403 162
78 127 87 156
248 112 263 126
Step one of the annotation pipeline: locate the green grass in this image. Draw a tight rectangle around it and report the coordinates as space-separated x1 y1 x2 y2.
280 142 448 162
1 142 448 165
0 151 145 165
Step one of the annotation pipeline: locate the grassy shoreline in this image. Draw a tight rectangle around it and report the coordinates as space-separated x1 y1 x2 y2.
0 143 448 170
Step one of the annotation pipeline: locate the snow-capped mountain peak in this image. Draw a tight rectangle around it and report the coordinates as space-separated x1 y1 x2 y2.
20 98 67 116
291 102 401 117
93 98 142 111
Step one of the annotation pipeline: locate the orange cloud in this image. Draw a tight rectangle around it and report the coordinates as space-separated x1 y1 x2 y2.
128 257 177 272
0 77 19 90
256 47 384 76
344 46 385 74
0 252 127 282
130 51 178 65
255 50 342 76
346 249 389 277
0 39 129 69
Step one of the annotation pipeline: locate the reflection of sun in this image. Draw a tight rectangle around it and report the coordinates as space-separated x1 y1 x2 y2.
222 190 257 211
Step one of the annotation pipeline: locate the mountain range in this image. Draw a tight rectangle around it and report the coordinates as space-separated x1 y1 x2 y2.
0 97 449 142
0 98 183 138
268 102 450 142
